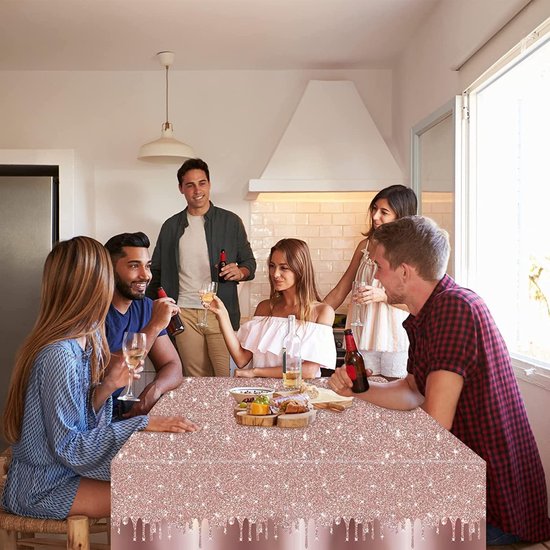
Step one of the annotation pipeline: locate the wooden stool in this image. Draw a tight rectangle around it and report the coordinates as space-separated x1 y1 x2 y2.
1 448 109 549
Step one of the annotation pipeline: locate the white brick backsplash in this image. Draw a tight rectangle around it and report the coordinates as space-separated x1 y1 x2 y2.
251 202 274 213
251 225 274 237
321 202 343 213
296 202 321 213
274 202 297 212
343 201 372 213
307 213 331 225
314 261 334 272
249 196 370 317
263 213 299 225
251 213 265 225
343 225 365 237
297 225 320 237
273 225 298 237
320 225 343 237
307 237 332 249
331 237 358 249
320 248 344 260
332 213 353 225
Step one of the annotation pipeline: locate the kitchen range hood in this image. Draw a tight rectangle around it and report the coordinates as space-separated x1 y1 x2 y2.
248 80 402 197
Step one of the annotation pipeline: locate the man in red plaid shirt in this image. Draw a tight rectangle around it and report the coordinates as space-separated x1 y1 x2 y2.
330 215 550 545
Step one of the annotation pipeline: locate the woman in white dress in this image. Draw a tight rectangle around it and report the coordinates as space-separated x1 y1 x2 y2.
209 238 336 378
324 185 417 379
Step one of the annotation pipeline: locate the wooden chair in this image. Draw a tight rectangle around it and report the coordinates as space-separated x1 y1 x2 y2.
0 447 110 550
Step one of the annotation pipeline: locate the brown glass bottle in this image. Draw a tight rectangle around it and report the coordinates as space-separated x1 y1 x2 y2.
217 249 227 283
157 287 185 336
343 329 369 393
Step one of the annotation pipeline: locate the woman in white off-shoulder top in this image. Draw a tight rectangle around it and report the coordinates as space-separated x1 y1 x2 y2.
209 238 336 378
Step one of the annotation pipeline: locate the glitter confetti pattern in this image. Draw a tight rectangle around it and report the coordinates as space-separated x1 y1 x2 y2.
111 378 485 543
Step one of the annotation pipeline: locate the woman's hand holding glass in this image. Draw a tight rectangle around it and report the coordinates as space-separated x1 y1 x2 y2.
118 331 146 402
353 284 387 306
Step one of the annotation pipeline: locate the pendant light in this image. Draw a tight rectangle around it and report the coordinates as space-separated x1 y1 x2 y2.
138 51 195 163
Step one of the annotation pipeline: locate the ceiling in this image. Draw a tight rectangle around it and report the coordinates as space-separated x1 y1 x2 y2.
0 0 441 71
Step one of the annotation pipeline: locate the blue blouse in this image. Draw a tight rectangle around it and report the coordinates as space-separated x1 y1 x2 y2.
2 339 148 519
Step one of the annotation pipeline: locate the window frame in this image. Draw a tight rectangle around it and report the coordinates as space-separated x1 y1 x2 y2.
462 19 550 388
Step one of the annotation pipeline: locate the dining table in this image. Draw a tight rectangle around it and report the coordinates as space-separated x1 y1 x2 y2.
111 377 486 549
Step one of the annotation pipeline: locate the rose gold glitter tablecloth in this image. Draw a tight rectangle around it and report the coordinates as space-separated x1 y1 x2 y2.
111 377 485 548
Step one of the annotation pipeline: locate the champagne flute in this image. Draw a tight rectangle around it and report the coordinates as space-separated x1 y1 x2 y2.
118 331 146 402
351 258 378 327
351 281 367 327
198 280 218 328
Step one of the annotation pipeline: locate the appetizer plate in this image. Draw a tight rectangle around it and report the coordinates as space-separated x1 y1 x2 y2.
229 387 274 404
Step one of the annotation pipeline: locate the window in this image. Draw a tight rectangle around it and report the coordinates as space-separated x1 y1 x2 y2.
465 24 550 373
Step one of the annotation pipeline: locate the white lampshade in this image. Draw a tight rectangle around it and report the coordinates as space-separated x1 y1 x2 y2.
138 51 195 163
138 123 195 163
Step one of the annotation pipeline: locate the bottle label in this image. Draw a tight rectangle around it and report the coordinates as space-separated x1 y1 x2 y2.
345 364 357 381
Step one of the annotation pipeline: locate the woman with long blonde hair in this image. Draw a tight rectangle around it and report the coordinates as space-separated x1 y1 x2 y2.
210 238 336 378
2 236 197 520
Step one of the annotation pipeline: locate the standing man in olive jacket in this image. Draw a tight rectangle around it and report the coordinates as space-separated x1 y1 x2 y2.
147 158 256 377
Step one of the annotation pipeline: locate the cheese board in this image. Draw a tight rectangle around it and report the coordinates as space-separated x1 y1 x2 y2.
235 408 316 428
235 410 278 427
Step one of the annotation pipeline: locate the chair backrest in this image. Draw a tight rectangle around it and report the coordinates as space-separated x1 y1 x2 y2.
1 447 12 477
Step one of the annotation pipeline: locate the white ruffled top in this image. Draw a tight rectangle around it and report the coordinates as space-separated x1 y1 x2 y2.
347 245 409 353
237 316 337 375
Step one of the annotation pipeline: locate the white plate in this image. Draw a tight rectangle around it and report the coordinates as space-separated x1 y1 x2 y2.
229 386 274 403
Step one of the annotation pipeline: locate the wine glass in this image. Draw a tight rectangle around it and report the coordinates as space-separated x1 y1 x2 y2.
118 332 146 402
198 280 218 328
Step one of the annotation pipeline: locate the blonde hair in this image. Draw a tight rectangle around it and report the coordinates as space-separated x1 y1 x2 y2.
2 236 114 444
268 239 321 323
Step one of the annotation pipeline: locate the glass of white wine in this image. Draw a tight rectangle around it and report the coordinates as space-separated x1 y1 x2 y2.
118 331 146 402
198 280 218 328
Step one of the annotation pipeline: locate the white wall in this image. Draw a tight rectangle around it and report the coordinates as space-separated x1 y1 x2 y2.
0 69 392 243
392 0 549 173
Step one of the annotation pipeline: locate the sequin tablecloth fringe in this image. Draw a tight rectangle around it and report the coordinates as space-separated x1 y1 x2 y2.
113 514 484 548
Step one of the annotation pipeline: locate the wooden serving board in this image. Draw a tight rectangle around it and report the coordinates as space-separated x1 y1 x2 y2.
235 409 317 428
277 409 316 428
235 410 278 427
310 388 353 409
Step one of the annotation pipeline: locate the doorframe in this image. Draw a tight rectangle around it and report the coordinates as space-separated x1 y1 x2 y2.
410 97 466 283
0 149 75 239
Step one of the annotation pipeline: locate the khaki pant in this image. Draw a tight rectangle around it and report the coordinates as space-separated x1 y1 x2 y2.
175 308 230 377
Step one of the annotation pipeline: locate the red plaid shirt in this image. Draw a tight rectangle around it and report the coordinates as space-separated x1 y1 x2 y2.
404 275 550 542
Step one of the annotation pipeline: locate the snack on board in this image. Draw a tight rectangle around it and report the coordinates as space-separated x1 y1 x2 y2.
299 382 319 399
270 393 311 414
248 395 271 415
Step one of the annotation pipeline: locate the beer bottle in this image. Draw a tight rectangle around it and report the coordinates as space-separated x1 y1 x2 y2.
343 329 369 393
218 249 227 283
157 287 185 336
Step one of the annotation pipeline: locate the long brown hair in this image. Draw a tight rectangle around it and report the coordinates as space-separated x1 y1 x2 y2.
268 238 321 323
2 236 114 444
